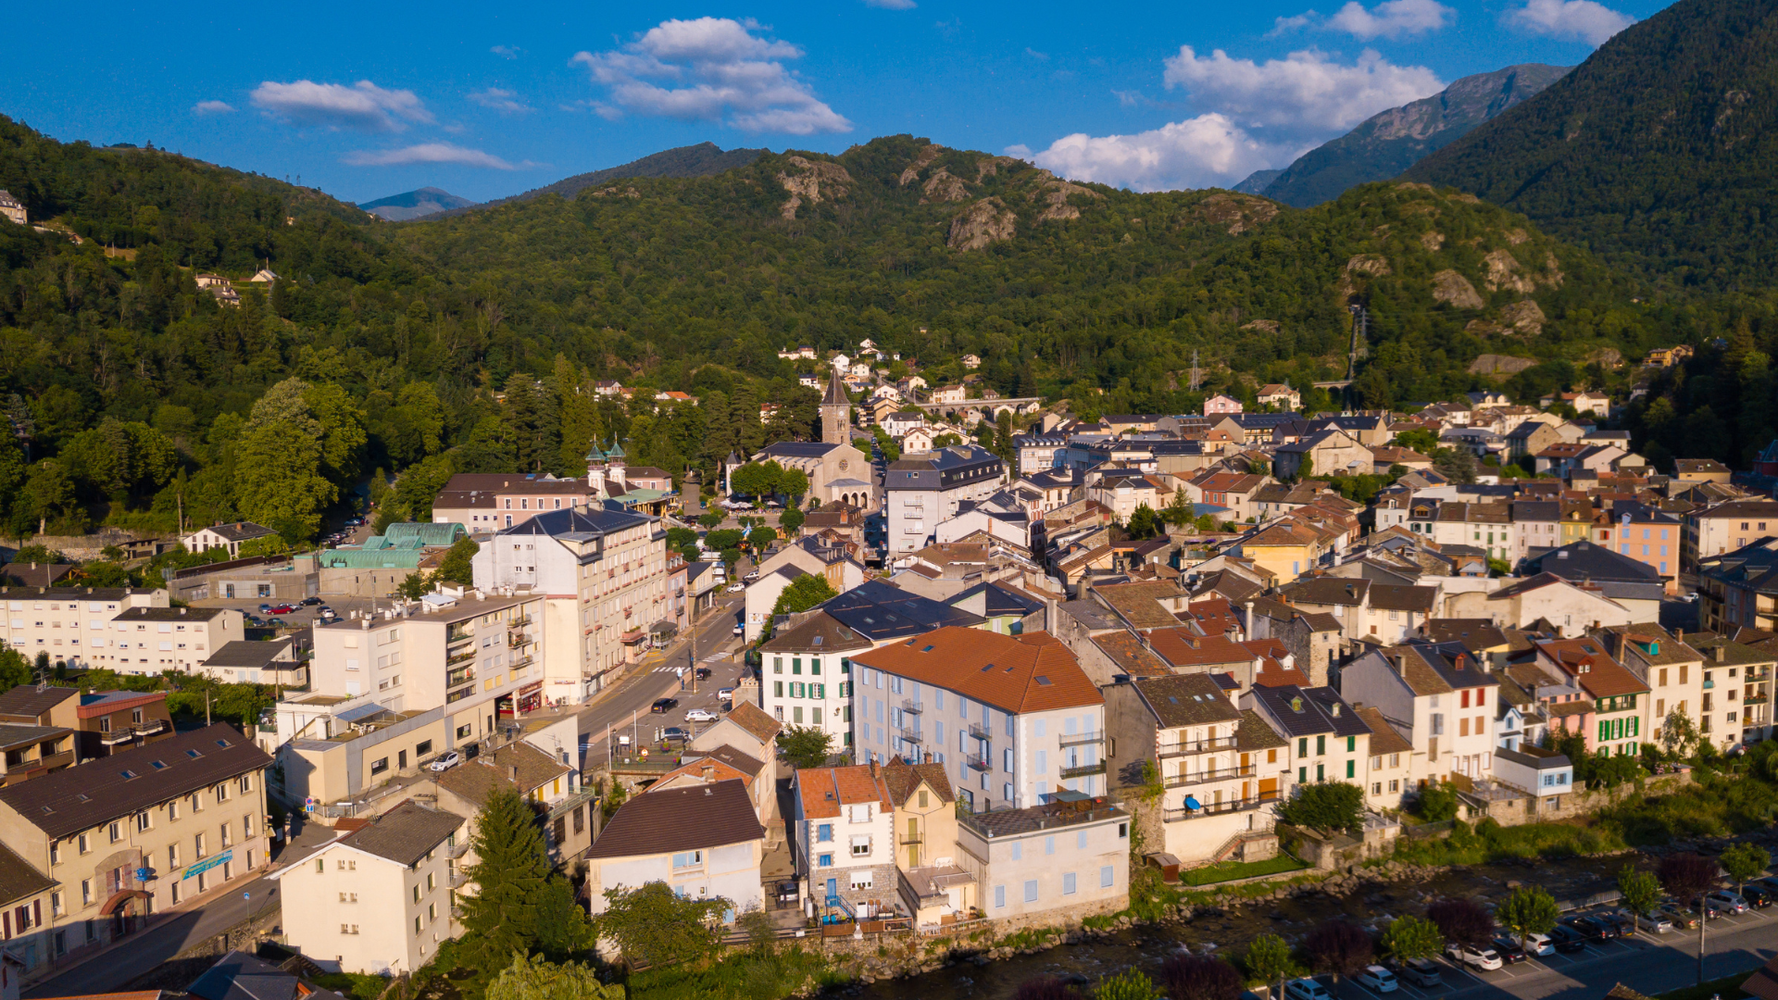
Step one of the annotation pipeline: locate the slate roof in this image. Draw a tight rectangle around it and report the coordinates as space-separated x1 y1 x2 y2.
949 581 1045 619
588 779 764 859
1354 707 1412 756
340 800 465 866
1234 710 1288 751
203 639 295 668
193 522 275 542
1248 684 1370 739
434 742 570 805
759 612 873 654
1280 577 1369 607
821 580 986 640
881 760 955 805
1095 581 1186 629
1421 619 1509 651
0 724 269 839
1134 674 1240 728
0 685 78 722
688 744 766 778
1090 631 1172 677
0 840 54 906
494 505 656 541
1368 584 1437 613
850 627 1102 714
0 723 68 750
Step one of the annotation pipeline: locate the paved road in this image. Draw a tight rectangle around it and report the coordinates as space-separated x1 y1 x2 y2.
1323 903 1778 1000
575 594 748 769
24 874 279 998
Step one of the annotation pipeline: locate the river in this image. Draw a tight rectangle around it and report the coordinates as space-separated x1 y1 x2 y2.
843 854 1634 1000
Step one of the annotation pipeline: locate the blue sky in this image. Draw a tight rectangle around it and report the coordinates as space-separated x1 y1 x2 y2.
3 0 1673 204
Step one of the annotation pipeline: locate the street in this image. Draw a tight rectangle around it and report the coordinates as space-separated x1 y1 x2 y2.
1323 904 1778 1000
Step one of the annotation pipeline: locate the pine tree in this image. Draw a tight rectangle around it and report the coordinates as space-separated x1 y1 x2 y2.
457 787 591 981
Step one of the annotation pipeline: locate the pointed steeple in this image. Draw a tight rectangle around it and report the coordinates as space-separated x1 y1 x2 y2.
583 440 606 464
605 436 627 461
823 366 849 406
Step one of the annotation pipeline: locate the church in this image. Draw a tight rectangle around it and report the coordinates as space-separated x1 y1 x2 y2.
726 369 878 510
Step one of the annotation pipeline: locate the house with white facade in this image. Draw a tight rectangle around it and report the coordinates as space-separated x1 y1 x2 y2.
1340 640 1503 789
586 780 765 934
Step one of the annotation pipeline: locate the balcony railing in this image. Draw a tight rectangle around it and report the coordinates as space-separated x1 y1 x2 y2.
446 649 476 666
101 722 169 745
447 667 475 687
899 832 923 846
901 699 923 715
1058 732 1106 748
1059 761 1106 780
967 722 992 741
966 753 992 772
1747 694 1770 706
1703 679 1716 690
1163 790 1280 822
898 728 923 744
507 632 531 648
508 615 531 628
449 871 470 889
447 626 474 644
509 655 534 671
1157 736 1239 758
445 840 470 859
1163 764 1255 788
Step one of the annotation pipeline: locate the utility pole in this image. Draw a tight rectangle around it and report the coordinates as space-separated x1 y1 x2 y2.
205 690 212 726
1189 349 1201 393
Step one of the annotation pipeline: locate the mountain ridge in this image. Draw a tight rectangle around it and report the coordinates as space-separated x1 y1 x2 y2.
427 142 767 220
1257 63 1570 208
359 186 473 221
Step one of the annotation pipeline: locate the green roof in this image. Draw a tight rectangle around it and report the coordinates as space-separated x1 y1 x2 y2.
317 548 428 570
382 522 467 547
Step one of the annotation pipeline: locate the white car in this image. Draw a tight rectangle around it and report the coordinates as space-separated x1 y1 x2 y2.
1521 932 1555 955
1446 942 1503 971
1355 966 1398 993
426 751 461 772
732 621 745 636
726 582 745 593
684 708 718 723
1284 980 1332 1000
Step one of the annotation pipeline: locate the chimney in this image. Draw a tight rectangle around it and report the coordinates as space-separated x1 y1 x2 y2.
1713 645 1726 664
508 764 519 782
1331 702 1341 718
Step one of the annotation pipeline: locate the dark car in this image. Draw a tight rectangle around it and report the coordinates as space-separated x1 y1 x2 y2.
263 618 288 628
695 667 713 680
1560 915 1612 941
1547 925 1588 953
1490 938 1528 964
301 597 322 606
1742 885 1773 909
1593 911 1634 935
651 697 679 713
660 726 690 745
462 741 481 760
1391 959 1442 988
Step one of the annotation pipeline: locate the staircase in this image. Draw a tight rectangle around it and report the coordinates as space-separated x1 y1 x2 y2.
1209 831 1279 865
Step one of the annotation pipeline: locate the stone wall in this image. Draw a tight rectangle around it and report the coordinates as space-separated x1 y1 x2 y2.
1472 770 1694 825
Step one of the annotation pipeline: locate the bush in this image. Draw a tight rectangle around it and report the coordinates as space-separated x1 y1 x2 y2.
1277 782 1363 834
1416 784 1458 822
1159 955 1243 1000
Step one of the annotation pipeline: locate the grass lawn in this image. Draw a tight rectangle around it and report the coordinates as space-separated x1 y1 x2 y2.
1655 972 1753 1000
1179 853 1309 886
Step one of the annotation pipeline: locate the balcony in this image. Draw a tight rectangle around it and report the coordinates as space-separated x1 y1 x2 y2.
100 721 169 745
447 666 475 687
446 649 476 666
447 626 474 644
509 655 534 671
898 728 923 744
1058 732 1106 749
966 753 992 772
507 632 531 648
967 722 992 741
1163 790 1280 822
1163 764 1255 788
1748 694 1770 706
449 870 470 889
1157 736 1239 758
508 615 531 628
1059 761 1106 780
901 699 923 715
445 839 470 859
1704 679 1716 690
899 831 923 846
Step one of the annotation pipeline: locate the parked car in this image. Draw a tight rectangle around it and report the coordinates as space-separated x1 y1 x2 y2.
258 603 273 612
1490 938 1528 964
744 570 760 582
1355 967 1398 993
732 620 745 635
1593 910 1634 935
301 596 322 606
651 697 679 713
684 708 718 723
427 751 461 772
1445 943 1503 971
1394 959 1442 988
264 618 287 628
1618 908 1674 933
1706 891 1748 914
696 667 713 680
1560 915 1612 941
1741 885 1773 909
1547 925 1588 953
726 583 745 593
268 604 296 615
1656 903 1700 930
1520 932 1554 956
660 726 690 745
717 687 735 703
1284 979 1331 1000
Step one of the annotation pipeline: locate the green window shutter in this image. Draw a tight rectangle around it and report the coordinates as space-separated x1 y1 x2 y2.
1346 759 1355 779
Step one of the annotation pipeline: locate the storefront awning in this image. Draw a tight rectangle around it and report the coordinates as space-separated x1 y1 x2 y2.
621 629 646 644
649 620 678 638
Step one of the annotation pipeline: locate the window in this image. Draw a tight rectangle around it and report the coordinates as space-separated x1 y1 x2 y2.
109 821 122 842
1012 842 1022 861
850 835 871 857
850 871 874 890
1297 737 1307 757
1346 760 1355 779
995 885 1006 908
81 879 91 906
1316 735 1326 756
342 924 360 935
1063 872 1077 895
816 824 833 842
338 892 358 903
1045 835 1055 856
370 757 390 776
1024 880 1039 903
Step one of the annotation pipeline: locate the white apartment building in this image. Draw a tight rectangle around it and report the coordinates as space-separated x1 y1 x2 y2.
959 798 1129 920
471 506 671 700
850 627 1105 813
270 800 466 974
884 445 1006 554
759 614 872 744
0 586 169 670
1341 641 1502 787
110 607 244 675
1685 500 1778 570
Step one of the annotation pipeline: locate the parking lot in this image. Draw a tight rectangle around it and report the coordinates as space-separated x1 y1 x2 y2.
1324 902 1778 1000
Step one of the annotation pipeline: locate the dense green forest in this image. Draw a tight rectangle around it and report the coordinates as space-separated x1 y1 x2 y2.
1407 0 1778 293
0 110 1768 545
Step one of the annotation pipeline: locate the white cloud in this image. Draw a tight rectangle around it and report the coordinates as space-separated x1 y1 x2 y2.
1017 114 1293 192
1505 0 1634 45
468 88 532 114
1162 45 1443 140
1327 0 1454 38
1269 11 1318 34
250 80 432 132
1025 47 1050 60
863 0 915 8
491 45 522 59
571 17 851 135
192 100 235 115
342 143 528 170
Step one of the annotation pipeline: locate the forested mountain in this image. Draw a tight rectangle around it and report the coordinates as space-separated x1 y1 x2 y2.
1405 0 1778 291
434 142 765 218
0 117 1724 544
360 187 473 221
1257 64 1569 208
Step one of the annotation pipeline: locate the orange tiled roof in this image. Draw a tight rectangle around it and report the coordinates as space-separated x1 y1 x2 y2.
849 627 1103 714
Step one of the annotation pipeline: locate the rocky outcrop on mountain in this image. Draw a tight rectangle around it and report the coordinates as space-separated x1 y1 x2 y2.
1432 270 1485 309
948 197 1017 250
899 144 943 185
921 169 968 204
1255 64 1570 207
777 156 853 220
1193 193 1279 235
1499 299 1547 335
1467 354 1540 375
1029 177 1103 221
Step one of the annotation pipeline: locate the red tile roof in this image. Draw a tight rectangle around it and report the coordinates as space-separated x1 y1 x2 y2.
849 628 1102 714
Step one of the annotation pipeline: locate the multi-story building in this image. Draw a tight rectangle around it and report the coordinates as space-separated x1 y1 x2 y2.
1242 684 1372 790
1684 499 1778 571
470 506 670 699
1353 706 1413 809
1106 674 1290 867
1697 537 1778 634
1012 433 1071 476
1683 632 1776 745
270 799 466 974
182 521 276 558
1532 636 1650 758
792 763 899 921
428 473 601 530
1593 625 1708 748
310 592 547 713
958 797 1129 921
885 445 1006 554
759 613 872 742
0 685 175 759
849 626 1104 812
1590 503 1683 591
1340 641 1502 788
0 724 271 983
0 586 169 670
109 607 244 675
586 780 765 927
